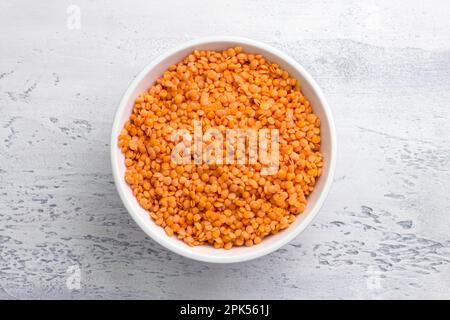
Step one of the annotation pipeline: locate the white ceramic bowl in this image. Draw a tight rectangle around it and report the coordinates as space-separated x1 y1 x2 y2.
111 36 336 263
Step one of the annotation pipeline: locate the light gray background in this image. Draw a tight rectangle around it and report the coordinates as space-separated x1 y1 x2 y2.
1 0 449 299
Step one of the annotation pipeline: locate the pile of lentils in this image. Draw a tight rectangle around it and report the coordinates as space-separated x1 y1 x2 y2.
118 47 323 249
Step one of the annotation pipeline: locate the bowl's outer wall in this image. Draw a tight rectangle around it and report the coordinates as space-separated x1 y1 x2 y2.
111 38 336 263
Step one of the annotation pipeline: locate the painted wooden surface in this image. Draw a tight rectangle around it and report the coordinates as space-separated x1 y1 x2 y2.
0 0 449 299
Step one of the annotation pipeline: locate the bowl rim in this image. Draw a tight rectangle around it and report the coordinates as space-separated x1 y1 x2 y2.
111 36 337 263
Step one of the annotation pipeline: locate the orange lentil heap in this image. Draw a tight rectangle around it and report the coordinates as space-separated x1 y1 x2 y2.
118 47 323 249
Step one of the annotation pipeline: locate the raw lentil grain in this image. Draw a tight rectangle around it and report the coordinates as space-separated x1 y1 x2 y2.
118 47 323 248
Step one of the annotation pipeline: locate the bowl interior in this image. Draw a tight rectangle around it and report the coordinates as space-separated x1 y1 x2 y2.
112 39 335 263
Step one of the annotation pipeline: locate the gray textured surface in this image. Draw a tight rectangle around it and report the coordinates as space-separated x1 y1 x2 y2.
1 0 449 299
